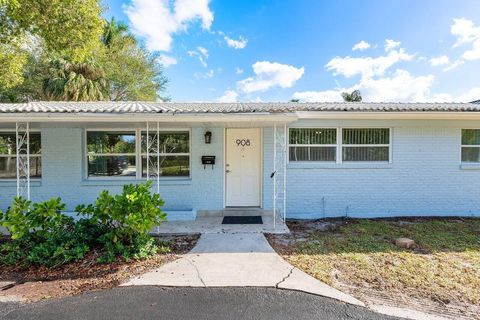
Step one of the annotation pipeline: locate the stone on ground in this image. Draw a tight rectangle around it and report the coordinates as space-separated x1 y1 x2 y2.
395 238 415 249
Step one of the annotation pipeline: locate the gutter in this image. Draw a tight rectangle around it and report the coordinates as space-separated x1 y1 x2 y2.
296 111 480 120
0 112 299 123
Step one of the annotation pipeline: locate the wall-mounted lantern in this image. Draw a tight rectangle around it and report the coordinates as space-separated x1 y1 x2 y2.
204 131 212 144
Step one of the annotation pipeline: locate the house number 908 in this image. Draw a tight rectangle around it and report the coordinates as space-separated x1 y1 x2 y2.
236 139 251 146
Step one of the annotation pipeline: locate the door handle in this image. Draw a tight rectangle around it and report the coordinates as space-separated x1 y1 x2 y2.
226 170 231 173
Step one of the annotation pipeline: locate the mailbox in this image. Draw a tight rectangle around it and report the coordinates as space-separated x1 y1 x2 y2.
201 155 216 169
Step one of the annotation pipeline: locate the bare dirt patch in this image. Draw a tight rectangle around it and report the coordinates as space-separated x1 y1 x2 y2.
0 234 199 302
266 218 480 320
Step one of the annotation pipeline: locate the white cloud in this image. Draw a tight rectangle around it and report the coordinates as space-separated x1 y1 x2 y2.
174 0 213 30
217 90 238 102
292 90 344 102
449 18 480 65
325 47 413 79
359 69 434 102
385 39 401 51
451 18 480 47
352 40 371 51
235 67 243 74
224 36 248 49
294 70 434 102
197 46 209 57
188 46 209 67
237 61 304 93
454 87 480 102
124 0 213 52
194 69 214 79
443 59 464 72
157 54 177 67
429 87 480 102
463 39 480 60
429 55 449 66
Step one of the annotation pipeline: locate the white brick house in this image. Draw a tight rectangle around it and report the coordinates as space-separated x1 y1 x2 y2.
1 101 480 224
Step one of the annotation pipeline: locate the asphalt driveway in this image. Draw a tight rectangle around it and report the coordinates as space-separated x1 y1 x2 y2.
0 286 402 320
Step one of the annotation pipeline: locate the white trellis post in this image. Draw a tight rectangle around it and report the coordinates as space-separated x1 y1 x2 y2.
272 122 288 229
146 122 160 194
16 122 30 200
283 121 287 222
273 123 277 229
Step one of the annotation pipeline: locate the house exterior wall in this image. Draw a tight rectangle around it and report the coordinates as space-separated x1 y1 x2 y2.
0 126 225 212
263 119 480 218
1 119 480 219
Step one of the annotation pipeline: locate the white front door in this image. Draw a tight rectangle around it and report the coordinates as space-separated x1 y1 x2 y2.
225 128 261 207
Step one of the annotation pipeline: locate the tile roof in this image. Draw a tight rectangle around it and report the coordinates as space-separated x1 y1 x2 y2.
0 101 479 114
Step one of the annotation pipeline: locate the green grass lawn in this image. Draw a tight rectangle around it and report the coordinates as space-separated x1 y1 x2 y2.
272 218 480 306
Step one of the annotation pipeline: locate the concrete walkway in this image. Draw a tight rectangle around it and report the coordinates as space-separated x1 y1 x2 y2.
122 233 363 306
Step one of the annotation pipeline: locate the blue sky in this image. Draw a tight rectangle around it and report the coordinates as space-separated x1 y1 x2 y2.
103 0 480 102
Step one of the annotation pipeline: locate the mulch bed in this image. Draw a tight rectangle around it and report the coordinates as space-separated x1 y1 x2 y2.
0 234 199 302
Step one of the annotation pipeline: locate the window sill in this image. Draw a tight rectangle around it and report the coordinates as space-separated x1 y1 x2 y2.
287 162 392 170
460 163 480 170
81 178 192 186
0 180 42 187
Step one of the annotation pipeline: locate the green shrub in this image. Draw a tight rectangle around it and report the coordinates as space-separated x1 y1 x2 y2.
76 181 166 236
76 181 166 262
0 197 90 267
0 181 168 267
0 196 71 241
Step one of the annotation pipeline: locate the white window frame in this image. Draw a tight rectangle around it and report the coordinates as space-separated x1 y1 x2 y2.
0 130 42 181
288 127 338 162
140 128 191 179
84 128 191 180
460 128 480 163
288 127 392 164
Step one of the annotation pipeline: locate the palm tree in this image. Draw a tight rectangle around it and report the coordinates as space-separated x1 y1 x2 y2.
342 90 362 102
42 58 108 101
102 17 135 47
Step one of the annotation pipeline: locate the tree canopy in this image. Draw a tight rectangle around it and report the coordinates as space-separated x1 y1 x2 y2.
0 2 168 102
342 90 362 102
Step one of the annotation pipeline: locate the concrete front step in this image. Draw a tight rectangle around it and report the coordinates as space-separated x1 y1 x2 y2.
197 208 273 217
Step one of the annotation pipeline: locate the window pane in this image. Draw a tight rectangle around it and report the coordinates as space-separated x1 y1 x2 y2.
142 156 190 177
87 156 136 177
141 131 189 153
87 132 135 154
289 146 336 161
289 128 336 145
0 156 41 178
461 129 480 145
0 133 41 155
343 147 389 161
30 133 42 154
0 133 15 155
461 147 480 162
342 129 389 145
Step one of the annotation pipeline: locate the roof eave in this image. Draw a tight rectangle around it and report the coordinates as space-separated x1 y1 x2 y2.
296 111 480 120
0 111 298 123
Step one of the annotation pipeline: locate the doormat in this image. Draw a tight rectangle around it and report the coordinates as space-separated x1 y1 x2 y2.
222 216 263 224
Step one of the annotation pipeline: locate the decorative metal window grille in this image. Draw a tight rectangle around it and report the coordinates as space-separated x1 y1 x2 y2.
141 128 190 181
15 122 30 199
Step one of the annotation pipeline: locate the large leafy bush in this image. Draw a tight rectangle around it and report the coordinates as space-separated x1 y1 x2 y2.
76 181 167 262
0 181 167 267
0 197 89 267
